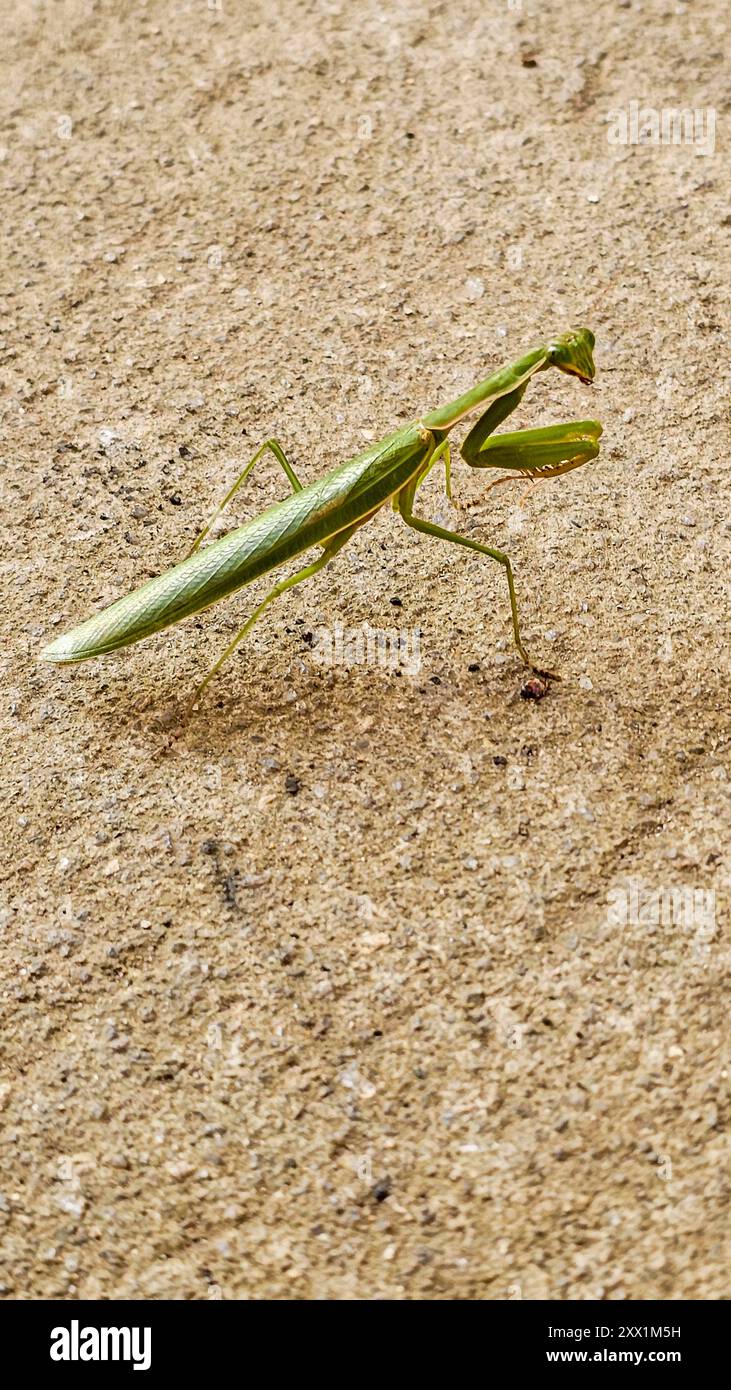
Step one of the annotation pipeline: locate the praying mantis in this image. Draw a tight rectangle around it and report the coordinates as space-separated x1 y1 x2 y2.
40 327 602 709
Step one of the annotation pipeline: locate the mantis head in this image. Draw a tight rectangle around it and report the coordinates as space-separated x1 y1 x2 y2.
546 327 596 384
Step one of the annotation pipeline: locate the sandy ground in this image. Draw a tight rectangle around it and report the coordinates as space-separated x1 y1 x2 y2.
1 0 729 1301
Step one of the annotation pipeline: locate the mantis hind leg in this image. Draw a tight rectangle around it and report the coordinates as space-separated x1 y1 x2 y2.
397 438 537 671
187 524 358 712
185 439 305 558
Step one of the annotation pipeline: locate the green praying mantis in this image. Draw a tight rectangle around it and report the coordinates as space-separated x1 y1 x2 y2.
41 327 602 709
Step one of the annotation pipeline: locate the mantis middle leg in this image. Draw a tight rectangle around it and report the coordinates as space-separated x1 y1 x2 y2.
396 439 533 667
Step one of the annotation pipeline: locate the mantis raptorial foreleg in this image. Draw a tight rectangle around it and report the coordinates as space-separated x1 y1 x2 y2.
463 420 602 475
460 384 529 453
474 420 603 506
188 521 359 711
186 438 305 558
461 371 602 504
